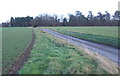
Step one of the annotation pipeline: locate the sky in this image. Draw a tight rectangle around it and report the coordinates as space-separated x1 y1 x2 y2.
0 0 119 23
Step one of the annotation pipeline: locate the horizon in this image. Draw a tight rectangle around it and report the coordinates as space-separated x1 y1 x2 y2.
0 0 119 23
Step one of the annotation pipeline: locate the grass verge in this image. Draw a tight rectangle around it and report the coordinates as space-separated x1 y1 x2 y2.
19 28 110 74
42 26 119 48
51 29 119 48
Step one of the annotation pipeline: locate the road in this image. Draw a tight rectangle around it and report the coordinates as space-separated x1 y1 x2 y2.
40 28 119 65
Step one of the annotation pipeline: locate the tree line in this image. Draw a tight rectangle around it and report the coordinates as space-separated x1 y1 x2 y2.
32 11 120 26
2 10 120 27
10 16 33 27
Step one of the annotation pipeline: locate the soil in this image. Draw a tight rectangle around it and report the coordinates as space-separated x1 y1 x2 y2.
5 30 35 74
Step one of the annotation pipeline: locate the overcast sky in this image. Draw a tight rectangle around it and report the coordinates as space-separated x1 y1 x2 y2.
0 0 119 23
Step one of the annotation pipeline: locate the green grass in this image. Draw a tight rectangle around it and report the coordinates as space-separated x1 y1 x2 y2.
43 26 119 48
2 27 32 73
19 29 108 74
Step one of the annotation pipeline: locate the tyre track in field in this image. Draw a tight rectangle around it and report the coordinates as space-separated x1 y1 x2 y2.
40 28 119 65
5 29 35 74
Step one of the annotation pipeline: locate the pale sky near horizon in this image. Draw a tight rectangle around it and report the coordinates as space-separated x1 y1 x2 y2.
0 0 119 23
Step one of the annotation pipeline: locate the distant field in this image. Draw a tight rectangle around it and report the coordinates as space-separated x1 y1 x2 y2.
43 26 119 48
19 29 108 74
2 27 32 73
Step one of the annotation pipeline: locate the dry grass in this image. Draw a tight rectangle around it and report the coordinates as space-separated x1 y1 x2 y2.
82 47 118 74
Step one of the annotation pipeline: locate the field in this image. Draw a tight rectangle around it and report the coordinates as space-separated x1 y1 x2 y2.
19 29 110 74
43 26 119 48
2 27 32 73
2 27 118 74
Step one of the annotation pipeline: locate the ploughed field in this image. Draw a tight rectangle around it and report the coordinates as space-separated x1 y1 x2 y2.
43 26 119 48
2 27 32 73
